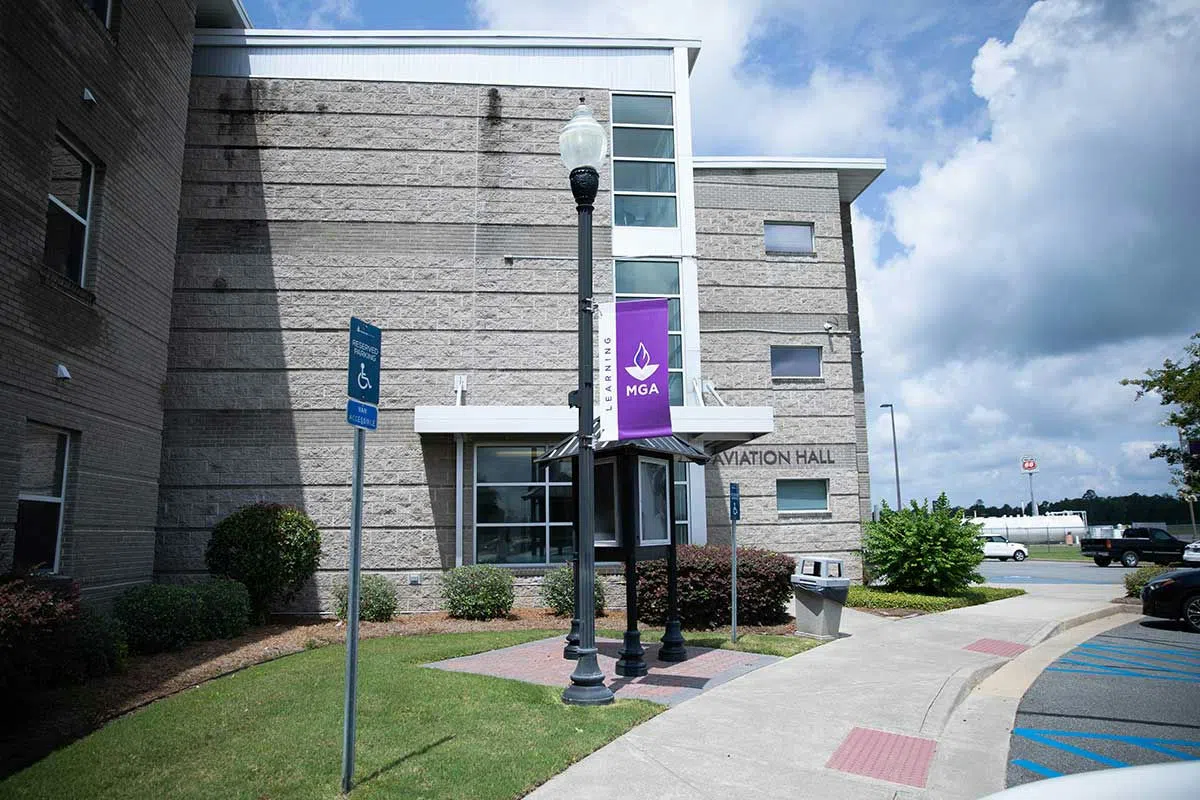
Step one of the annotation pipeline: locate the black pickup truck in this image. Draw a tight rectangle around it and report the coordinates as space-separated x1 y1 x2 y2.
1080 527 1187 567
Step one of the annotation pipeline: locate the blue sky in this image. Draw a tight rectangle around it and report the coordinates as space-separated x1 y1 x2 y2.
241 1 1200 511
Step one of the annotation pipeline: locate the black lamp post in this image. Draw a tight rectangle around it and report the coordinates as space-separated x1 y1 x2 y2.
560 99 614 706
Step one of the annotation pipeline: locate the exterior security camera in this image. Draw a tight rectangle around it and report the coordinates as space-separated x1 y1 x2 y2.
823 321 835 332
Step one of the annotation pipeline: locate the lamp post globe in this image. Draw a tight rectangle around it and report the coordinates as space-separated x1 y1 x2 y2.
560 98 613 706
559 100 607 172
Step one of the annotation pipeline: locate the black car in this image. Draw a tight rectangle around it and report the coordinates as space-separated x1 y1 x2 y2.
1141 568 1200 632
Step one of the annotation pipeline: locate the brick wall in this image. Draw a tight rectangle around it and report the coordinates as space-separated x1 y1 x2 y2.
0 0 197 603
693 168 867 577
160 77 611 612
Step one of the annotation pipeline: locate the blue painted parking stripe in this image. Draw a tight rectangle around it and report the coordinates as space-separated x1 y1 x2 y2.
1091 639 1200 659
1012 728 1129 768
1013 728 1200 760
1065 651 1200 677
1081 642 1200 665
1011 759 1063 778
1046 666 1200 684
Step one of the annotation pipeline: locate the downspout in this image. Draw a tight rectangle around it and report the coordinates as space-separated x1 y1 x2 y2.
455 433 464 567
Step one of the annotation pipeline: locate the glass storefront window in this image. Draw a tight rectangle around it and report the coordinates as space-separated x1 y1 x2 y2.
475 445 573 566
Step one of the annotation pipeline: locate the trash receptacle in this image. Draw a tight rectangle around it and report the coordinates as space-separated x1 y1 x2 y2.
791 557 850 640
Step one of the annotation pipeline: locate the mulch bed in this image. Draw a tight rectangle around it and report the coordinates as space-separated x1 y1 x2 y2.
0 609 572 778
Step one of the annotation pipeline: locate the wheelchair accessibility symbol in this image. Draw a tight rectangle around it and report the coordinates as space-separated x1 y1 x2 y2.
347 316 381 406
357 362 372 391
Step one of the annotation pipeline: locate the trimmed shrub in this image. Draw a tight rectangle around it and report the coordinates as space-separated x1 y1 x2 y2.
539 565 606 617
1125 565 1174 598
194 578 251 639
332 573 398 622
114 583 205 654
863 494 984 596
638 545 795 629
205 503 322 621
1 577 126 699
443 565 514 620
847 585 1025 612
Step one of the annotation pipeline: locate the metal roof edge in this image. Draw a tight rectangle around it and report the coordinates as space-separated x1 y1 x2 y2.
193 29 702 51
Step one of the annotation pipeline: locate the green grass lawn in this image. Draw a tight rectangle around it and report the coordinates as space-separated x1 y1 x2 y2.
1024 543 1089 561
0 630 660 800
596 627 821 658
847 585 1026 613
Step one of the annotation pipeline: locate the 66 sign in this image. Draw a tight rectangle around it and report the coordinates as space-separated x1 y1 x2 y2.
1021 457 1038 473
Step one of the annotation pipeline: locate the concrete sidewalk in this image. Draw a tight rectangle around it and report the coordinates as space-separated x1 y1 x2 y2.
529 585 1132 799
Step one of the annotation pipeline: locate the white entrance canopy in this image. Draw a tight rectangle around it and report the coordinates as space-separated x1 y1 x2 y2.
413 405 773 453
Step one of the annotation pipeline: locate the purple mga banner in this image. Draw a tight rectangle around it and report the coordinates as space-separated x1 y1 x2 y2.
597 298 673 442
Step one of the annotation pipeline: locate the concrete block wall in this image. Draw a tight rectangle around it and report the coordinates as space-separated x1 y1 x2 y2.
693 168 869 578
160 77 612 613
0 0 197 603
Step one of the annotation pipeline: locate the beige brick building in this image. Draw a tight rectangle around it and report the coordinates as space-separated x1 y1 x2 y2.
4 15 882 613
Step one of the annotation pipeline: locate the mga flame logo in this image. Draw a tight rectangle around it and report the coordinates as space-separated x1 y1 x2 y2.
624 341 660 382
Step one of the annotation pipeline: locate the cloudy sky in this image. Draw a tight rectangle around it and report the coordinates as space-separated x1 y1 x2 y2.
247 0 1200 509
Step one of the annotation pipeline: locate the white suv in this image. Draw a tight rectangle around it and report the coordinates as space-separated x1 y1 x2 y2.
1184 541 1200 564
978 534 1028 562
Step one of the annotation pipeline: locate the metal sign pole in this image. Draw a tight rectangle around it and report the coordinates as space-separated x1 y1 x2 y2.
729 482 740 644
341 425 366 793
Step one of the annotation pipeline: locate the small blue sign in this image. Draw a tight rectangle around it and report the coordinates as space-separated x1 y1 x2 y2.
729 482 741 521
347 317 381 406
346 399 378 431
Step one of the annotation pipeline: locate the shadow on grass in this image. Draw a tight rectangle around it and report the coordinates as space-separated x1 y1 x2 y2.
356 735 456 788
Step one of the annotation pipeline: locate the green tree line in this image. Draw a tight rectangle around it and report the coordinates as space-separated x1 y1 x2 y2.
963 491 1193 525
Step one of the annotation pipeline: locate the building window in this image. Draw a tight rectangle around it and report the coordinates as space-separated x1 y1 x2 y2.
612 94 677 227
770 345 822 379
615 260 684 405
638 458 671 544
764 222 814 255
87 0 113 27
44 136 95 286
595 459 618 545
674 460 689 545
15 423 70 573
474 446 573 565
777 479 829 513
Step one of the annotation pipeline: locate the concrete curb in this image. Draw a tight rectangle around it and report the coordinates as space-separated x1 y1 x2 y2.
922 603 1132 737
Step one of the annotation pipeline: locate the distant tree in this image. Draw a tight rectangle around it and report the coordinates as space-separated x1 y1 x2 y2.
1083 489 1097 501
1122 332 1200 502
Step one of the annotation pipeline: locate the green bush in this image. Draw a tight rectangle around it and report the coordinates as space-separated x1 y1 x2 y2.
0 577 126 700
205 503 322 621
847 585 1025 612
194 579 251 639
539 565 606 617
1125 565 1174 598
114 583 205 654
443 565 514 620
333 573 398 622
637 545 795 629
863 494 984 596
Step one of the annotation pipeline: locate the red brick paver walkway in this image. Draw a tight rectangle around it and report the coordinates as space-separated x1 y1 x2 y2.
427 636 780 706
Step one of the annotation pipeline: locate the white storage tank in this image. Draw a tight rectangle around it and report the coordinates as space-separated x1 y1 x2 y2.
965 512 1088 544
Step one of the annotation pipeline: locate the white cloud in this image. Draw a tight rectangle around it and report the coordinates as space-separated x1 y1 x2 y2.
966 405 1009 429
265 0 359 28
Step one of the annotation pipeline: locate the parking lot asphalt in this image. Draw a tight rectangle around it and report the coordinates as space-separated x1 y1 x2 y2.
1006 617 1200 787
980 559 1129 585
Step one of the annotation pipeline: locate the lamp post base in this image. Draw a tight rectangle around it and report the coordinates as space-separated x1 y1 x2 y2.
564 617 582 660
562 649 615 705
659 619 687 662
615 630 647 677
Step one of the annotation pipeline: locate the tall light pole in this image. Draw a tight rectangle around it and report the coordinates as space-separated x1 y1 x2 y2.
880 403 901 509
559 99 614 706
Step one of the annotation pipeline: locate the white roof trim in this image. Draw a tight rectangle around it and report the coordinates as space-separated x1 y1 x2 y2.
414 405 773 437
195 29 701 53
693 156 886 202
693 156 886 171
